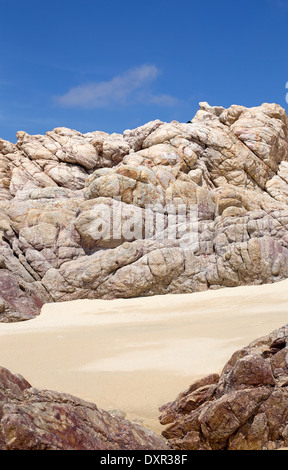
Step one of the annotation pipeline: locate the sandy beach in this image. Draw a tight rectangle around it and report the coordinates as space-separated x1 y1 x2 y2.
0 280 287 435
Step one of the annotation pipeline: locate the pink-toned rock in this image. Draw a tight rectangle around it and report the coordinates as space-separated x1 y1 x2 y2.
159 325 288 450
1 102 288 321
0 366 168 450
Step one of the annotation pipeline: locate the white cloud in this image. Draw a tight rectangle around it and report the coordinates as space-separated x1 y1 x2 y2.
56 65 179 108
140 92 180 107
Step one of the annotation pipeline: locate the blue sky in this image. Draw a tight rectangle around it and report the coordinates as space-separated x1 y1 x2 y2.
1 0 288 142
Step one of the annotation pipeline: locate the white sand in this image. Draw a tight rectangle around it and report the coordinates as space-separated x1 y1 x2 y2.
0 280 288 434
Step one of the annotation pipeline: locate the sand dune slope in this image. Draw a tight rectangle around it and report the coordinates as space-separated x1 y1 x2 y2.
0 280 287 434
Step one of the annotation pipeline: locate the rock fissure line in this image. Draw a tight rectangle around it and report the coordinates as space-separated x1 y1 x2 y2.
0 102 288 320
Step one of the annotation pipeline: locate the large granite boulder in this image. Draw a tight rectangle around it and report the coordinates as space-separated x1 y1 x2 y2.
0 366 168 450
159 325 288 450
1 102 288 321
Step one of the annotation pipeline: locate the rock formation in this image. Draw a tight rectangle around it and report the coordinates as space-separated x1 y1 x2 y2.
0 366 168 450
1 102 288 321
159 324 288 450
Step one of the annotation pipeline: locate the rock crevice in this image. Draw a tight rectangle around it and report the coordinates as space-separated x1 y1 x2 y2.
159 325 288 450
1 102 288 321
0 366 168 450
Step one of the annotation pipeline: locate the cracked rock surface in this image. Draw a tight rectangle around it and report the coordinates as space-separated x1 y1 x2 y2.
1 102 288 321
159 325 288 450
0 366 168 450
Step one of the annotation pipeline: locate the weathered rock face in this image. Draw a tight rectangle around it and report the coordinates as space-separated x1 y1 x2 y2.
1 102 288 321
159 325 288 450
0 366 168 450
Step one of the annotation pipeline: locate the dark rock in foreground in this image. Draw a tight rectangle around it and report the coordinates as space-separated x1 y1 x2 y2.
159 325 288 450
0 366 168 450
